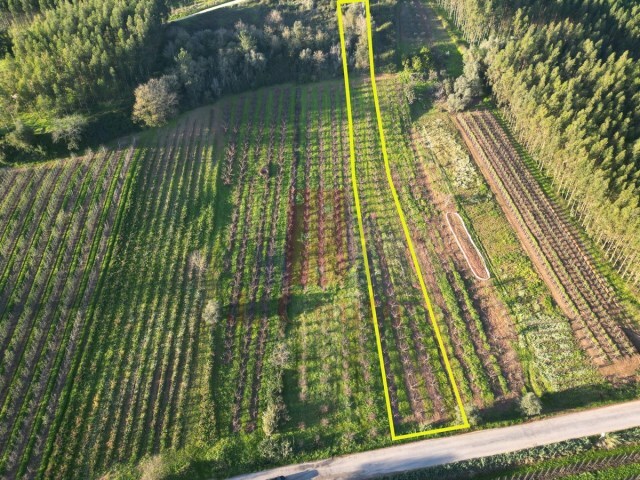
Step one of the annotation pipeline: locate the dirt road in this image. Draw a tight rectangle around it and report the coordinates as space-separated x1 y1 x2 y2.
171 0 250 22
232 399 640 479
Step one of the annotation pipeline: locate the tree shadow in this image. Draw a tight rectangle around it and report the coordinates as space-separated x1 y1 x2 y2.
541 382 640 414
478 397 520 423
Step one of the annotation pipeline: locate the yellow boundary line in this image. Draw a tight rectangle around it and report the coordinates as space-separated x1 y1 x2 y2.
337 0 469 441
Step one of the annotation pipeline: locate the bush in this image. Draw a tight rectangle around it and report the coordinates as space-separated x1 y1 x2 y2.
51 114 88 151
138 455 168 480
202 299 220 328
8 120 35 147
465 405 481 426
519 392 542 417
261 402 279 437
258 437 292 461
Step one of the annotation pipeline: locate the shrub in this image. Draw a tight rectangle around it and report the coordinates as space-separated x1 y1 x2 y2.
519 392 542 417
138 455 168 480
202 299 220 328
51 114 88 151
258 437 292 461
261 402 279 437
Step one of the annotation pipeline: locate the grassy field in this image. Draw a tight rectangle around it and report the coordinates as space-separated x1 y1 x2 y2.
354 78 530 432
397 0 465 76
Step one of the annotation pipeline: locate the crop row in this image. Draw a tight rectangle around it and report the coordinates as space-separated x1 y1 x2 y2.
0 143 135 478
457 111 637 369
348 81 472 432
212 88 298 436
393 99 501 399
382 81 523 399
35 107 218 478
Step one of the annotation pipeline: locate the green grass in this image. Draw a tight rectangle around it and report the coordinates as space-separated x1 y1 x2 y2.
15 78 518 477
0 0 637 476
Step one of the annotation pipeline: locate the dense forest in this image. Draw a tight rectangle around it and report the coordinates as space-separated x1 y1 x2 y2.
0 0 167 158
0 0 386 161
437 0 640 285
158 12 340 110
7 0 165 112
0 0 63 17
152 2 378 112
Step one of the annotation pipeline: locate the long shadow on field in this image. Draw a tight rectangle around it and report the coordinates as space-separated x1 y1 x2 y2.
209 290 340 424
542 383 639 414
217 289 337 328
477 397 520 423
281 286 377 438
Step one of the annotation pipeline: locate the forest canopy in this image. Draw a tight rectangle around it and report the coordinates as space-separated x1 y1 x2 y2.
0 0 166 161
154 2 376 114
1 0 166 116
0 0 385 159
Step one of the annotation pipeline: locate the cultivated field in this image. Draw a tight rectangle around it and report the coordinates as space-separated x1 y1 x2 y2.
0 78 527 476
0 146 135 477
456 110 640 376
415 115 598 392
353 79 527 434
42 109 220 479
0 76 636 477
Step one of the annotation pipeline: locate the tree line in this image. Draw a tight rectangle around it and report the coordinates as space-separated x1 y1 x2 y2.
437 0 640 285
0 0 383 160
133 2 376 126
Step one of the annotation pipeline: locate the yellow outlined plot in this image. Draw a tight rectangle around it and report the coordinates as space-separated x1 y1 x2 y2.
337 0 469 440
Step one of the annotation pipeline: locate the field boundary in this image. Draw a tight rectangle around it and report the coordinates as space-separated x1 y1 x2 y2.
337 0 469 440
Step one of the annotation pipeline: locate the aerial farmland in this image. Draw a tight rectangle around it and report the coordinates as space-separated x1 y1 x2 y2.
0 0 638 478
